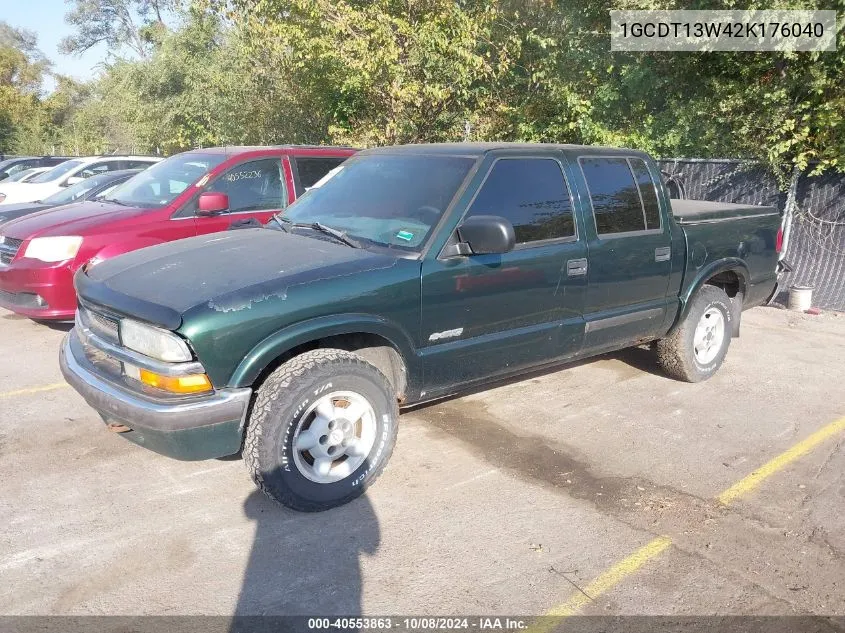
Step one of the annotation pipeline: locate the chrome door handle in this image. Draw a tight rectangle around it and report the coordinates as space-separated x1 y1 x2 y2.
566 258 588 276
655 247 671 262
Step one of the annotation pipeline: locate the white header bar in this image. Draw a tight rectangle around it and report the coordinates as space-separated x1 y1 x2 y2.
610 10 837 52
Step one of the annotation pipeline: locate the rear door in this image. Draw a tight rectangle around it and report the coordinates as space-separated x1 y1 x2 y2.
575 155 673 353
420 153 587 394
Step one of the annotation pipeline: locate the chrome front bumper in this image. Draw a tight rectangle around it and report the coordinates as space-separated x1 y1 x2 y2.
60 330 252 459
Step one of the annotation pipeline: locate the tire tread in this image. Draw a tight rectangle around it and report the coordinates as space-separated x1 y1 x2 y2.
656 285 731 383
243 348 397 512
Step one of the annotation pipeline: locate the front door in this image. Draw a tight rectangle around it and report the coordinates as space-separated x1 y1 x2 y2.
576 155 673 353
192 157 287 234
420 154 587 396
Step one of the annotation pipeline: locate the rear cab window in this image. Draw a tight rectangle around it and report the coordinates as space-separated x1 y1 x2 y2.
465 157 576 246
579 156 663 237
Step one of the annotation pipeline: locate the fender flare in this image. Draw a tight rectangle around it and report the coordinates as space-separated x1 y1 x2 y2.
229 313 420 390
675 258 750 334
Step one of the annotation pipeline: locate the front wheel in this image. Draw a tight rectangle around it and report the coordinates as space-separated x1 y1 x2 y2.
656 285 733 383
243 349 399 511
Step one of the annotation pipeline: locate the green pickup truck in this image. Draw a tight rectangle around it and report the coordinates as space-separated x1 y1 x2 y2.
60 143 781 511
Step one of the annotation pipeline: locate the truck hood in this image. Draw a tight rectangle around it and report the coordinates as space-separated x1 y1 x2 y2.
0 201 143 239
77 228 404 329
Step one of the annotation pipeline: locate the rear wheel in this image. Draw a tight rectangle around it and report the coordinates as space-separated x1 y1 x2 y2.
656 285 732 383
243 349 398 511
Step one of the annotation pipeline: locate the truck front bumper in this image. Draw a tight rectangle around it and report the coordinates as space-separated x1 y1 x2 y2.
60 331 252 460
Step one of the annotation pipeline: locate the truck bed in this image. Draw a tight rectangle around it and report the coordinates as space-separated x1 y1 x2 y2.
671 199 778 224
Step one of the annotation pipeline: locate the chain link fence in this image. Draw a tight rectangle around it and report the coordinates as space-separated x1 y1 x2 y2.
658 159 845 312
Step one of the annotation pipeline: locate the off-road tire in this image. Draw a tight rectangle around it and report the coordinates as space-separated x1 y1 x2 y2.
656 285 733 383
243 348 399 511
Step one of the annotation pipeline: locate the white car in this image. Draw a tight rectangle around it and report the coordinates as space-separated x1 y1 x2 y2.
0 156 162 205
5 167 50 183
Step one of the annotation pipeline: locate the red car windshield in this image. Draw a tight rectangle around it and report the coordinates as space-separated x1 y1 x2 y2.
103 153 229 208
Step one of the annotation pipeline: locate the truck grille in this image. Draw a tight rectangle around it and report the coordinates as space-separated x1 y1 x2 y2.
0 236 23 265
78 303 120 344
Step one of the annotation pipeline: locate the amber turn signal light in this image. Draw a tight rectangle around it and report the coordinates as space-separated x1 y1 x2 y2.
125 363 213 394
139 369 213 394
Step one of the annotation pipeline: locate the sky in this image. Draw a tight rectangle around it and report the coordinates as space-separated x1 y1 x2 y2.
2 0 109 91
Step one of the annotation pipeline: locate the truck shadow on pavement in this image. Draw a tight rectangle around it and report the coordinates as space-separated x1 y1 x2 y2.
232 489 379 618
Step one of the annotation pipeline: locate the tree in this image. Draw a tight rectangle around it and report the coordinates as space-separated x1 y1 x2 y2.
225 0 522 146
60 0 179 58
224 0 844 179
0 22 51 153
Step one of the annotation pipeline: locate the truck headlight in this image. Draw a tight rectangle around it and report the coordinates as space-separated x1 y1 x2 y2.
120 319 193 363
24 236 83 262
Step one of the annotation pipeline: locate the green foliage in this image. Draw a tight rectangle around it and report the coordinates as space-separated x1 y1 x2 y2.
0 22 52 153
60 0 178 57
6 0 844 183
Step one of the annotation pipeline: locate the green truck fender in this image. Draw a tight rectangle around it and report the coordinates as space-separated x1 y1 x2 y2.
227 313 421 398
675 257 750 337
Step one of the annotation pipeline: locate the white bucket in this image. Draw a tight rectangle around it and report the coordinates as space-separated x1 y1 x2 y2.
788 285 814 312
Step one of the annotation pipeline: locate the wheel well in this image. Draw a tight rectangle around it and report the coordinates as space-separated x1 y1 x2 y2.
251 333 409 402
704 269 744 337
705 270 743 298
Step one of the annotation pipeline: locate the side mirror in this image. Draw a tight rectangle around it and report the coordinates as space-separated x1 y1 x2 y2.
456 215 515 255
197 192 229 216
65 176 84 186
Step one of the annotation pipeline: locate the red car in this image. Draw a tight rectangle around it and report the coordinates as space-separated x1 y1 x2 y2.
0 146 355 320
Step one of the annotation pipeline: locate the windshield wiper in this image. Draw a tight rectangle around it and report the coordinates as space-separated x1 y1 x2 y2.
100 198 131 207
306 222 362 248
280 219 362 248
268 215 290 232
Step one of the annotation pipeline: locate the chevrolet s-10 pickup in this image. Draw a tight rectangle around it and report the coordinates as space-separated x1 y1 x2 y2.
60 143 781 511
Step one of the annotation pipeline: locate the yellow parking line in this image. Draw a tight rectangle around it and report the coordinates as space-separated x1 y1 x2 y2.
717 415 845 506
539 414 845 619
528 536 672 632
548 536 672 616
0 382 69 399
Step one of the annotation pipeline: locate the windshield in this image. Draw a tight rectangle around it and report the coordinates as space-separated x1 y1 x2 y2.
7 169 40 182
280 154 475 250
31 160 84 184
105 153 228 207
41 172 118 205
0 158 27 175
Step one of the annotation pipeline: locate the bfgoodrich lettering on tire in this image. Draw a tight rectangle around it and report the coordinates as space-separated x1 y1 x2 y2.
656 285 732 383
243 348 399 511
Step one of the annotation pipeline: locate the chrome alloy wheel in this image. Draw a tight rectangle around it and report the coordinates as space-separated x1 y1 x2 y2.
291 391 377 484
693 307 725 365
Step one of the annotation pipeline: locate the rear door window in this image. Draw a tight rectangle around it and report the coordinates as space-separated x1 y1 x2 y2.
465 157 576 245
579 157 647 236
628 158 661 230
122 159 156 170
77 161 122 179
292 156 348 194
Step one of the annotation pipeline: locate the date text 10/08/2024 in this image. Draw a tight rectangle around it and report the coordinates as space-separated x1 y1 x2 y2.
306 617 529 630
